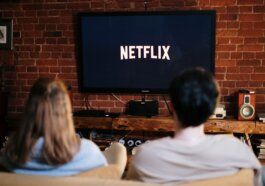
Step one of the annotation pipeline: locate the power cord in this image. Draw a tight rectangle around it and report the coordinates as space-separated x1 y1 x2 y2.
162 95 173 116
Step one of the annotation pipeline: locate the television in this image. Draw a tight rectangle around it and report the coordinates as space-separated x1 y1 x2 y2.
78 11 216 93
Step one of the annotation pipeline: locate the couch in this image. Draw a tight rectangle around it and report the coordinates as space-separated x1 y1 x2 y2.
0 143 254 186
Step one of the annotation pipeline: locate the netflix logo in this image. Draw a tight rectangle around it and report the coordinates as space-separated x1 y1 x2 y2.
120 45 171 61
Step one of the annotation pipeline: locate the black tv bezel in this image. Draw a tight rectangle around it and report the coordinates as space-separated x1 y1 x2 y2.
77 10 216 93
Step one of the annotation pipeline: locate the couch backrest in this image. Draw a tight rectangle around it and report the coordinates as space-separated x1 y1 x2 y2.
0 172 155 186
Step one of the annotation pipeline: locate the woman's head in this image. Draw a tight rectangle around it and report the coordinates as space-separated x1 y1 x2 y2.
169 68 219 128
6 78 80 165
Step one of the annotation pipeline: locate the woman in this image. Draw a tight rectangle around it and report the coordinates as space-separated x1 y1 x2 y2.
0 78 107 176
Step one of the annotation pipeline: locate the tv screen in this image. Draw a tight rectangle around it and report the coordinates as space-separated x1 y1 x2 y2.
78 11 215 93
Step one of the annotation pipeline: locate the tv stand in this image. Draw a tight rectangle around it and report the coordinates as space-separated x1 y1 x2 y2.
73 109 106 117
73 109 121 118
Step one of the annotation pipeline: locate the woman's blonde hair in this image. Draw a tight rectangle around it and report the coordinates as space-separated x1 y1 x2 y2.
5 78 80 165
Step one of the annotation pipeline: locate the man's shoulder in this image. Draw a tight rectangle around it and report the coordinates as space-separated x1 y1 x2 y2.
207 134 246 146
135 137 172 156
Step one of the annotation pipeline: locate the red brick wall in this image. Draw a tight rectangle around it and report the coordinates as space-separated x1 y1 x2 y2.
0 0 264 116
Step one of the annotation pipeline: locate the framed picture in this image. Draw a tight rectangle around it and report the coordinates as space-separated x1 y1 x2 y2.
0 19 13 50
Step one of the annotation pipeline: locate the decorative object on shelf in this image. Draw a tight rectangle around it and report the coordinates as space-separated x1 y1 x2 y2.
238 89 256 121
257 113 265 123
0 19 13 50
210 104 226 119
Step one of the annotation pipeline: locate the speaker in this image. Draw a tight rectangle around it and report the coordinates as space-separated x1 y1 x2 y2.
126 99 158 117
238 91 255 121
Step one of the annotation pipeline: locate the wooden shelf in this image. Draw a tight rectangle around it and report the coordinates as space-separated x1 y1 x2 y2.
112 116 265 134
6 114 265 134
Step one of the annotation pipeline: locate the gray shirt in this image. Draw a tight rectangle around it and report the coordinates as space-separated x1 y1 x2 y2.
128 135 261 185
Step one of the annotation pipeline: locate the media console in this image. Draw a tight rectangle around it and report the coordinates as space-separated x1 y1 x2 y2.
6 114 265 134
74 115 265 134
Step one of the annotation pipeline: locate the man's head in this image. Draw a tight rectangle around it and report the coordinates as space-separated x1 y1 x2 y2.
169 68 219 128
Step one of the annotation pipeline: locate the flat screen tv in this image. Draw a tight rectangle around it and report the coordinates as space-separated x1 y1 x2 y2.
78 11 216 93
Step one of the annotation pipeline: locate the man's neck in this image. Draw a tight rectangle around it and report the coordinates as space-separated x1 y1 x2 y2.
174 124 206 146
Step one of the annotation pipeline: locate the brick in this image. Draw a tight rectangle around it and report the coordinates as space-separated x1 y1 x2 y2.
17 18 38 24
217 30 237 37
97 95 110 100
39 67 49 73
226 74 250 80
39 17 61 24
254 67 265 73
237 45 263 52
227 6 238 13
219 14 237 21
15 66 27 73
236 81 249 87
254 22 265 29
244 38 258 44
239 6 253 13
46 38 57 44
239 14 264 21
217 52 230 59
160 0 185 6
18 73 38 80
258 37 265 43
22 4 43 10
91 101 115 108
57 38 68 44
210 0 236 6
57 73 76 79
19 59 36 66
17 52 30 59
36 59 58 66
50 67 60 73
216 60 236 67
227 22 239 29
251 74 265 80
39 52 51 58
215 73 225 80
62 52 73 58
223 81 235 88
249 81 263 87
43 31 62 37
226 67 238 73
23 24 34 31
237 60 261 66
231 52 243 59
243 52 255 59
237 0 263 5
42 45 63 52
239 67 253 73
23 38 34 44
256 52 265 59
253 5 265 13
57 24 68 30
217 38 229 44
27 66 38 72
256 95 265 102
43 3 66 10
238 30 264 37
185 0 197 6
61 67 73 73
216 22 227 29
51 53 62 58
216 45 236 51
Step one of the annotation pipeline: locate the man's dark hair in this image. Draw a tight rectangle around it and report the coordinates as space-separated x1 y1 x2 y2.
169 68 219 128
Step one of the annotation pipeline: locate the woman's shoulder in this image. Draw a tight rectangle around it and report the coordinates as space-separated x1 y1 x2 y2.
79 138 102 154
73 138 107 164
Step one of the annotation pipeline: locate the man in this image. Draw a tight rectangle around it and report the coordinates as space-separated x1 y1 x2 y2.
127 68 261 185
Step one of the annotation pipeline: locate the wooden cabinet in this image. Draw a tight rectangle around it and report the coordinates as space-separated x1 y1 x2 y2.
74 115 265 134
